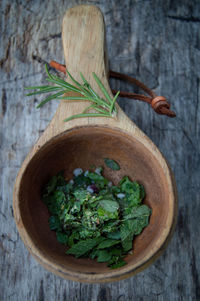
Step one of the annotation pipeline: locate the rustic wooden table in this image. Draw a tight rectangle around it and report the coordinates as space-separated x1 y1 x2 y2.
0 0 199 300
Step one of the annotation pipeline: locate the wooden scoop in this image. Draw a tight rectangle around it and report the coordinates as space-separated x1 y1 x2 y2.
13 5 177 283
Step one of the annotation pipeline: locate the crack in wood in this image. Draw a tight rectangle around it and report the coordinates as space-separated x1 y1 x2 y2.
1 89 7 116
191 247 200 299
97 287 111 301
167 15 200 23
182 127 196 150
0 210 6 220
0 39 11 71
195 77 199 136
0 72 42 86
38 279 45 301
4 4 11 18
39 33 62 42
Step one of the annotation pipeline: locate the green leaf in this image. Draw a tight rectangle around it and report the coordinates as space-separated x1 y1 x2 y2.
45 63 54 79
58 95 111 110
89 249 99 259
58 96 88 100
66 237 104 257
73 189 89 203
56 231 68 244
54 190 66 202
83 104 109 115
107 230 121 240
99 200 119 213
140 184 146 200
130 215 151 235
49 216 61 230
26 86 63 96
120 209 151 242
97 206 118 221
58 183 73 195
111 186 121 194
100 219 120 234
109 258 126 269
70 201 82 214
36 90 67 108
43 172 66 198
104 158 120 170
97 239 120 249
120 219 139 244
46 77 81 93
92 72 113 104
79 228 97 239
120 221 131 242
45 176 57 195
80 72 89 86
47 190 66 215
101 220 119 234
120 177 139 194
88 172 105 181
68 232 79 247
119 177 141 207
108 247 123 257
66 69 88 93
88 172 108 189
97 250 112 262
124 205 151 220
110 91 120 114
25 85 50 90
73 174 91 187
127 194 141 207
80 73 100 100
122 233 133 252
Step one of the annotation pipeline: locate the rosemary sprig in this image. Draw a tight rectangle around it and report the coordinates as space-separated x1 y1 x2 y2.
25 64 119 122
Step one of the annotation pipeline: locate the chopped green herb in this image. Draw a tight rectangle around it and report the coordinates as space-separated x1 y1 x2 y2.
42 166 151 269
109 259 127 269
99 200 119 213
56 232 68 244
49 216 61 231
104 158 120 170
97 250 112 262
66 237 104 257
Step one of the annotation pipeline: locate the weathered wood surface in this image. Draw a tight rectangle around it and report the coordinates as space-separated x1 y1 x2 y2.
0 0 199 300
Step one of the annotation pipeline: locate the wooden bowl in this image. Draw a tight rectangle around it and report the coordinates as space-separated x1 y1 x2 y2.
13 5 177 283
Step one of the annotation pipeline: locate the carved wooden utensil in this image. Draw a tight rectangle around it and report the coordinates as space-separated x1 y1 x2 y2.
13 5 177 283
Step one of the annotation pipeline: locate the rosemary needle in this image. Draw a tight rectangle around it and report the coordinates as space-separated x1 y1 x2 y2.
25 64 120 122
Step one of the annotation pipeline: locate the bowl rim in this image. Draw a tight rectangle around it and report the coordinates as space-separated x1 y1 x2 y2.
13 125 178 283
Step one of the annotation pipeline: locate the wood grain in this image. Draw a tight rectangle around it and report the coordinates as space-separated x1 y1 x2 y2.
0 0 199 299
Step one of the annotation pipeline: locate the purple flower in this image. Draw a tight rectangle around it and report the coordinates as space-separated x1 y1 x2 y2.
87 184 99 194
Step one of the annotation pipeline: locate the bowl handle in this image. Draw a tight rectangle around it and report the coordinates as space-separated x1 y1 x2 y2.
34 5 139 144
46 5 113 131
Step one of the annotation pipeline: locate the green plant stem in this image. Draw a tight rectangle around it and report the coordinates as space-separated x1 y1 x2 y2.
25 64 119 122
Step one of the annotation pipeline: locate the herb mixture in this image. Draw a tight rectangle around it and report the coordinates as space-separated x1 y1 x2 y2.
43 159 151 269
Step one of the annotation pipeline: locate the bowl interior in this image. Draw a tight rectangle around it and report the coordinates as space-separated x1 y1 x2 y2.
18 126 170 277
